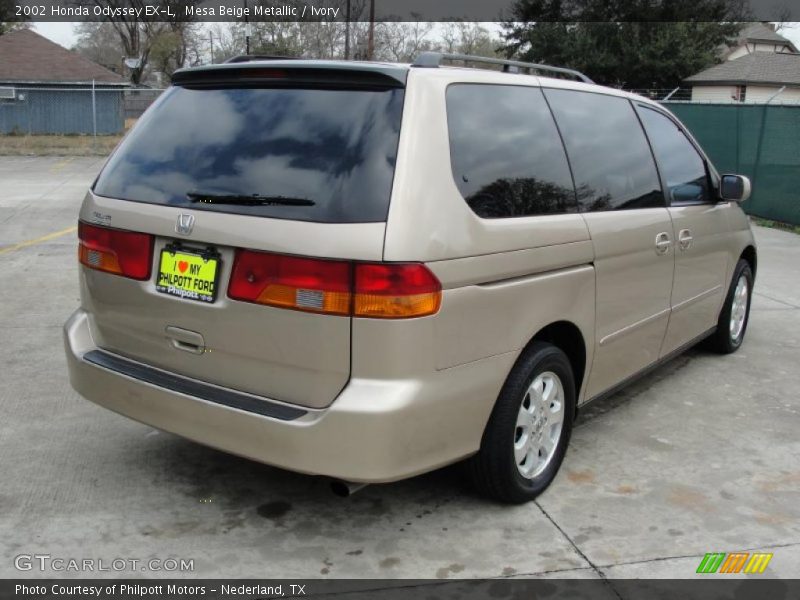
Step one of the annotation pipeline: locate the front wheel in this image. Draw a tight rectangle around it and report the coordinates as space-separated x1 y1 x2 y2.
467 342 576 504
706 259 753 354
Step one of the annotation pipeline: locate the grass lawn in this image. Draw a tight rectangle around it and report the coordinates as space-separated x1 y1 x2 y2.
0 134 123 156
752 217 800 235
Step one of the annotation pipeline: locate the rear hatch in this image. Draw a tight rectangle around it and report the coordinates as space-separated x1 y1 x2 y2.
79 63 406 409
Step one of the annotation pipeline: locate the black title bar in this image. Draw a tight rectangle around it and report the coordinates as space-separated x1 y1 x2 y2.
7 0 800 22
4 579 800 600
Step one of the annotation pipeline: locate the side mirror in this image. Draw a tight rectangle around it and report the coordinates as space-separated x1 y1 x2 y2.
720 174 751 203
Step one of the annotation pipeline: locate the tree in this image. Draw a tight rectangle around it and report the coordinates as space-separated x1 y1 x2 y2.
249 21 306 56
0 21 27 36
89 0 157 85
440 21 502 57
208 23 244 63
301 20 346 59
1 0 28 35
501 0 751 88
149 22 204 81
375 16 436 62
73 22 125 74
89 0 199 85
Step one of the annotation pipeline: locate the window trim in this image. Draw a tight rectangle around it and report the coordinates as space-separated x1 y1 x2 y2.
540 87 581 214
635 102 719 207
444 81 580 219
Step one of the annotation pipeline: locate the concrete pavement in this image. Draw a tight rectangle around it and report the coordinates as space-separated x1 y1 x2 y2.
0 157 798 581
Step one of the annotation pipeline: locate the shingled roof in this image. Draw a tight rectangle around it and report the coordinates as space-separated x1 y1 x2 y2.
685 52 800 87
0 29 126 85
739 22 797 48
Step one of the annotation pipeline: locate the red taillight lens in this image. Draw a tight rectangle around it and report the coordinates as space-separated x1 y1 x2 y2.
228 250 352 315
354 263 442 318
78 222 153 280
227 251 442 319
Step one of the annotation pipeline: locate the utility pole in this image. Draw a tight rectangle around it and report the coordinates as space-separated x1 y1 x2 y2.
209 30 214 64
243 0 251 55
367 0 375 60
344 0 351 60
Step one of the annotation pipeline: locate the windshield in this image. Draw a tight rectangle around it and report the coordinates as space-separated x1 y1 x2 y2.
93 85 405 223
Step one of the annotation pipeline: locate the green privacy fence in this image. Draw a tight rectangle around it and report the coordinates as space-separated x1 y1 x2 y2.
663 102 800 226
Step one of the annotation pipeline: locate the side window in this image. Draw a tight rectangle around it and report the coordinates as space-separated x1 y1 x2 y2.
544 89 664 211
446 84 577 218
637 106 711 205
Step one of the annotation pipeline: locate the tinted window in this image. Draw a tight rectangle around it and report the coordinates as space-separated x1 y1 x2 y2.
446 84 576 218
637 106 710 204
544 89 664 211
94 85 404 223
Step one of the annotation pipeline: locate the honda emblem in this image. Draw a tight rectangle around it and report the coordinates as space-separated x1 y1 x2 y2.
175 214 195 236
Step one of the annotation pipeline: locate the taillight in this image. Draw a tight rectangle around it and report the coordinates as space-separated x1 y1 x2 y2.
228 250 352 315
228 251 442 319
78 222 153 280
354 263 441 318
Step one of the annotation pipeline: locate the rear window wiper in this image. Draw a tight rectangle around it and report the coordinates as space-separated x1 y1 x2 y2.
187 192 315 207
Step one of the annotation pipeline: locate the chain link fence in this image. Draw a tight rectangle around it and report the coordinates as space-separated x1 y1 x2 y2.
123 88 166 123
0 86 165 137
624 88 694 102
625 88 800 105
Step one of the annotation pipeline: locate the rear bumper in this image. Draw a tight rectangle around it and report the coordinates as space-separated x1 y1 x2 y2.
64 309 512 483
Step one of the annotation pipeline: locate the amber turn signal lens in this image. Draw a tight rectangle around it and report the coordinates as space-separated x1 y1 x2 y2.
354 292 441 319
354 263 442 319
78 245 123 275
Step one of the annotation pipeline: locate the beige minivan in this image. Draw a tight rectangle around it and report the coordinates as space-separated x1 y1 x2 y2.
64 53 756 503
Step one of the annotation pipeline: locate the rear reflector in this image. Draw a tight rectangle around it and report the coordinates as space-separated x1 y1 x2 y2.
228 250 441 319
78 222 153 280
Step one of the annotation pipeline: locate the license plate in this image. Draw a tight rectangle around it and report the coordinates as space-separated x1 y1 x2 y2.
156 247 219 303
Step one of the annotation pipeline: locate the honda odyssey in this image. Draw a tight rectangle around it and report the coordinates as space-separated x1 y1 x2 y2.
64 53 757 503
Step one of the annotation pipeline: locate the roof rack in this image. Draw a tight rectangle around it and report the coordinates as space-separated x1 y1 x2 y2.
411 52 594 84
224 55 300 64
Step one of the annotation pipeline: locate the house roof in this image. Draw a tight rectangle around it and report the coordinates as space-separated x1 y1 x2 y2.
0 29 126 85
685 52 800 87
739 22 796 47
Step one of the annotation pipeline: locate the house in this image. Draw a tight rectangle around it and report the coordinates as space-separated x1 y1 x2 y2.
723 22 799 59
685 23 800 104
0 29 128 134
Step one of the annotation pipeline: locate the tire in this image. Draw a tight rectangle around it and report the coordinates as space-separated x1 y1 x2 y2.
706 259 753 354
467 342 576 504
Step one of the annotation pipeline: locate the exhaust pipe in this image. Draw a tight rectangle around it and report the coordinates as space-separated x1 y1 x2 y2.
330 480 368 497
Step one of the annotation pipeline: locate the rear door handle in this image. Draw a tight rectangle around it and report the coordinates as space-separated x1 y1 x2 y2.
655 232 672 255
678 229 693 250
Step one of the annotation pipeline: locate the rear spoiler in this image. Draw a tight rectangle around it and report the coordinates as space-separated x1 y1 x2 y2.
172 61 407 90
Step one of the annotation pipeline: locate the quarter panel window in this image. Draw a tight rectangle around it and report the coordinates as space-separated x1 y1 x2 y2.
445 84 577 218
637 106 711 205
544 89 664 211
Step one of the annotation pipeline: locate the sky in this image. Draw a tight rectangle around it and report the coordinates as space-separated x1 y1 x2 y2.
33 20 800 53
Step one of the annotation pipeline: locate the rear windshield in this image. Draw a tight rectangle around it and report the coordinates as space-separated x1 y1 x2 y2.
93 85 404 223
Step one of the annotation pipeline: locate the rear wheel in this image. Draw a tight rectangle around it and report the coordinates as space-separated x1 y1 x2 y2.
706 259 753 354
467 342 575 504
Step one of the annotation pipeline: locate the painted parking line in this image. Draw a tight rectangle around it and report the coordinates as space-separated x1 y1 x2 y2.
50 158 75 172
0 226 77 256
